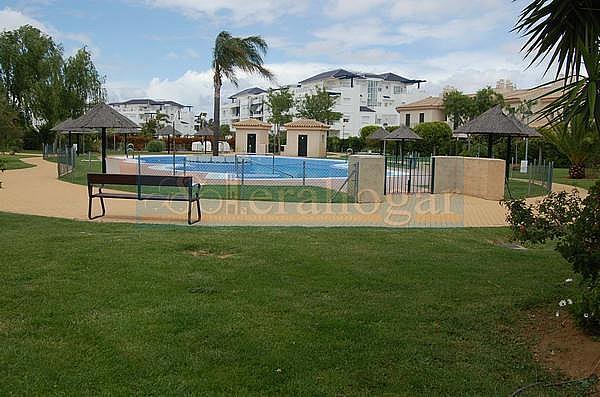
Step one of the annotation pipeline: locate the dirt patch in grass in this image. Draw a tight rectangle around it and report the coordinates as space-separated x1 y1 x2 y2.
524 309 600 380
188 249 236 259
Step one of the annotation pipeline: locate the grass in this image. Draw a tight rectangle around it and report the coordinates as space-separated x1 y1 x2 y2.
0 212 578 396
551 168 599 191
512 168 599 192
0 154 36 170
59 154 352 203
506 179 549 199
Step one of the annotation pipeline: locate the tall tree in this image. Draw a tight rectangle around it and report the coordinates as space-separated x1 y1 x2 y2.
442 90 474 129
211 31 273 156
412 122 453 155
514 0 600 135
473 87 504 115
0 25 63 126
0 93 23 152
61 47 105 119
266 86 294 154
296 87 342 124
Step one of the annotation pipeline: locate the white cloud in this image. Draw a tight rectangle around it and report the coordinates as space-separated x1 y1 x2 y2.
323 0 387 18
0 7 99 56
0 7 48 32
138 0 310 24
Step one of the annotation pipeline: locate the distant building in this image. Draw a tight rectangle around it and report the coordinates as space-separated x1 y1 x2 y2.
109 99 195 135
396 79 563 129
220 68 427 137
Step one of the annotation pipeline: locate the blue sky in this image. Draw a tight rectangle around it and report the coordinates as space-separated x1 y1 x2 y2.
1 0 553 112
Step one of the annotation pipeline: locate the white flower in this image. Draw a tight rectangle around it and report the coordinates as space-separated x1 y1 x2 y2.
565 278 573 283
584 313 590 318
559 300 567 307
567 299 573 305
556 311 560 317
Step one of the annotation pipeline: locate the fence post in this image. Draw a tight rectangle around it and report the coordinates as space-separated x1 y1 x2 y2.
430 156 436 194
272 154 275 174
383 156 387 195
302 161 306 186
183 157 187 176
241 159 245 186
137 154 142 200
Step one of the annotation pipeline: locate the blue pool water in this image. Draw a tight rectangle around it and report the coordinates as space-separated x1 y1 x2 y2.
140 155 348 179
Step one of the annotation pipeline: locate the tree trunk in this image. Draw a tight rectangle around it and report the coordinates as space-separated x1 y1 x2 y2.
569 163 586 179
212 73 221 157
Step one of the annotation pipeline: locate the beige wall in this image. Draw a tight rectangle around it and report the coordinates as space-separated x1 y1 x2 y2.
283 129 327 157
347 155 385 203
234 128 270 154
433 156 505 200
396 109 447 128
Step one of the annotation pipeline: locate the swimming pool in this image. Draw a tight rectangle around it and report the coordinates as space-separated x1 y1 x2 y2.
139 155 348 180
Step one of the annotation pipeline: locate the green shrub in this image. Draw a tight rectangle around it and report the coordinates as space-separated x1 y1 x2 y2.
147 140 165 152
504 182 600 334
558 181 600 281
502 190 583 243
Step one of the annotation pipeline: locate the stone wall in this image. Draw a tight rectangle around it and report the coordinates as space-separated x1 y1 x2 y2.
348 155 385 203
432 156 505 200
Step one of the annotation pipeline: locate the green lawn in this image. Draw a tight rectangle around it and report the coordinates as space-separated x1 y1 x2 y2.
0 154 36 170
512 167 599 191
552 168 599 191
506 179 549 199
0 212 580 396
58 154 352 203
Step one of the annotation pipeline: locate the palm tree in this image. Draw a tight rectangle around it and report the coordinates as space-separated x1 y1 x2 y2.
211 31 274 156
514 0 600 135
542 115 598 179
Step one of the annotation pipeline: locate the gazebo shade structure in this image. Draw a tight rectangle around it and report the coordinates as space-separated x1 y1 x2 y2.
383 125 422 163
69 103 139 173
369 127 389 154
157 125 185 136
453 105 542 177
52 118 99 152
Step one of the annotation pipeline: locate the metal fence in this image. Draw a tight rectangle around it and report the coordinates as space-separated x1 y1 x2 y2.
106 153 355 203
526 159 554 195
44 143 76 177
384 155 434 194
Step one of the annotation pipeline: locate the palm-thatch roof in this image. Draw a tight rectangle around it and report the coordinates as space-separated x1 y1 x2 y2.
453 105 540 137
70 103 140 129
384 125 422 141
368 127 389 141
51 118 98 134
157 125 185 136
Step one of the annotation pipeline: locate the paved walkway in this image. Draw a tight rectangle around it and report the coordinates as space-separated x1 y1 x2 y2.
0 156 584 227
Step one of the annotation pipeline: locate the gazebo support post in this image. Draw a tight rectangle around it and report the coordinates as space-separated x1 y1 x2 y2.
487 135 494 158
124 134 128 156
101 127 107 173
506 135 512 179
68 132 72 147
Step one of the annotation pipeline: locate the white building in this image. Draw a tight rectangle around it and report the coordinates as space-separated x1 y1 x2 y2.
109 99 195 135
221 68 427 137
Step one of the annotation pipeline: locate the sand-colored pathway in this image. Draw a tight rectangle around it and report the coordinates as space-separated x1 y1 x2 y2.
0 156 581 227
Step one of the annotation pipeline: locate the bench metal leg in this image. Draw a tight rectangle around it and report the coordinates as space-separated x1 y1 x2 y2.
187 198 201 225
88 196 106 220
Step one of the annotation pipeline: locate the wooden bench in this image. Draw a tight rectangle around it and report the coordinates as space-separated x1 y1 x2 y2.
87 173 201 224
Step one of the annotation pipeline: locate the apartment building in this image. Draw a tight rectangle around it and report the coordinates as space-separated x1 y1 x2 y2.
221 68 427 137
396 79 563 129
109 99 195 135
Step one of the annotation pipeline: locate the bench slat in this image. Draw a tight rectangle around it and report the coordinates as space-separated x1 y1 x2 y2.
87 173 194 187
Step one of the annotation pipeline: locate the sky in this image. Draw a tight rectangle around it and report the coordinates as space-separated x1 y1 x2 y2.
0 0 554 114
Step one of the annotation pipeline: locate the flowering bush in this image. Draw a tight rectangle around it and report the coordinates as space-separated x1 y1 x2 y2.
504 182 600 334
502 190 583 244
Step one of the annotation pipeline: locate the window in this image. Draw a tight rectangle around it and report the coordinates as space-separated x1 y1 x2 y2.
394 85 401 94
343 118 350 123
405 114 411 127
419 113 425 123
367 80 378 107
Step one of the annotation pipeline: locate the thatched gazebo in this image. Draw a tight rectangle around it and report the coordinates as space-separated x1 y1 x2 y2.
69 103 139 173
51 118 98 153
383 125 423 164
368 127 390 154
453 105 542 177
